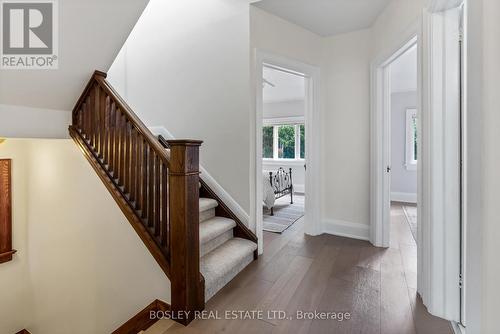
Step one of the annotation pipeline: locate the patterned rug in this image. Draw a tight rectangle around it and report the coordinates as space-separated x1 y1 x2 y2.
263 195 304 233
403 205 417 242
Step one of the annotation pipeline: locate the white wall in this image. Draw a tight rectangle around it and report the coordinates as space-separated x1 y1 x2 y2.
0 104 71 139
321 29 373 227
108 0 252 217
0 139 170 334
371 0 427 56
390 92 417 199
250 6 324 66
0 140 34 334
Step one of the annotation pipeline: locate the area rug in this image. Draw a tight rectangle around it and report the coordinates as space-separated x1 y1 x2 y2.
403 205 417 242
263 195 304 233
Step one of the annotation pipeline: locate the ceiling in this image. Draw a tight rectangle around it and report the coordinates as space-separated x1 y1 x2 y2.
253 0 392 37
0 0 149 111
263 66 305 103
390 45 418 93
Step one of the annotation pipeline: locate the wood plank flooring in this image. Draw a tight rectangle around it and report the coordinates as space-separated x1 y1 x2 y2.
161 203 453 334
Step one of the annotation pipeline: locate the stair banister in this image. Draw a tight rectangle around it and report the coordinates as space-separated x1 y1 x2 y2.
69 71 205 325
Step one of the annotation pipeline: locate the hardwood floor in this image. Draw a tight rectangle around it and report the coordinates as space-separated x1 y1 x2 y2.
160 203 453 334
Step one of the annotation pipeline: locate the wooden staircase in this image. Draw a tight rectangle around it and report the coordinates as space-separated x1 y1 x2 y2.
69 71 257 327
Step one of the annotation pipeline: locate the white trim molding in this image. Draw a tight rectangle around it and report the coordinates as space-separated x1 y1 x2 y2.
149 126 250 227
419 6 462 322
323 219 370 241
254 50 323 254
263 116 304 125
391 192 417 203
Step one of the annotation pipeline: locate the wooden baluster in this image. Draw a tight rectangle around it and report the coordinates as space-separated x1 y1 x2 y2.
110 102 116 173
83 97 88 140
96 86 101 157
88 95 93 141
154 155 160 237
88 95 92 141
120 112 126 184
103 95 110 165
97 86 104 158
161 162 169 249
81 103 87 139
101 93 106 162
136 137 143 211
168 140 204 325
115 109 122 182
130 127 137 204
148 148 155 227
123 121 130 193
142 140 149 219
77 107 82 132
132 129 141 207
101 90 107 161
93 85 100 152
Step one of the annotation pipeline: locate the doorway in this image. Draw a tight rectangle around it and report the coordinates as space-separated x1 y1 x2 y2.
388 44 419 247
261 65 306 234
254 51 321 254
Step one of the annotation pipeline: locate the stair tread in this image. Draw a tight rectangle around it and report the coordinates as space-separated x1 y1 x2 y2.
200 238 257 285
199 197 218 212
200 216 236 245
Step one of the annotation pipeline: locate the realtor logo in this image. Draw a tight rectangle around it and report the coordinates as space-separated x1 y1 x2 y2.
1 0 58 69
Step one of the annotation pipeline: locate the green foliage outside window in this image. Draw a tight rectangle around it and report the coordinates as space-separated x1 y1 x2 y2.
263 126 273 158
278 125 295 159
300 124 305 159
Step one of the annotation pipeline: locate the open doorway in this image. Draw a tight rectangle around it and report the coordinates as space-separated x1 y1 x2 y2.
261 65 306 234
254 51 322 254
388 45 419 246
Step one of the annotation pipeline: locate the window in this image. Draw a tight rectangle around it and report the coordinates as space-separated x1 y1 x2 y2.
263 119 305 160
405 108 418 170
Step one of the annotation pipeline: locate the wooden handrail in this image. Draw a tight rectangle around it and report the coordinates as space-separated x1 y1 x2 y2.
69 71 204 325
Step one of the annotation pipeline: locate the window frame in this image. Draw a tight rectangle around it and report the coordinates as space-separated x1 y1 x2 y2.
405 108 418 171
263 117 305 162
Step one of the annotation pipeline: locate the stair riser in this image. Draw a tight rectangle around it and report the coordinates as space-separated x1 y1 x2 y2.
200 229 233 257
200 208 215 222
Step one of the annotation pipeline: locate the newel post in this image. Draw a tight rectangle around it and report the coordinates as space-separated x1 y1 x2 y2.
168 139 204 325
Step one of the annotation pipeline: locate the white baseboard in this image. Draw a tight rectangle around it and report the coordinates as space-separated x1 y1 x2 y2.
149 126 250 226
391 191 417 203
323 219 370 241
